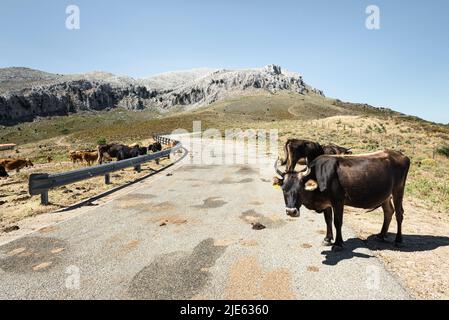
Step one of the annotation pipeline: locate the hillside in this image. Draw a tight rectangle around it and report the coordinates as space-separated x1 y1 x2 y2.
0 64 324 125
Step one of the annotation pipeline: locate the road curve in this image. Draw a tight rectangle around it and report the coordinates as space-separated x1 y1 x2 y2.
0 138 409 299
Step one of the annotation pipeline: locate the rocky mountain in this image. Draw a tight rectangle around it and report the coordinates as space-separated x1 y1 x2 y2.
0 64 324 125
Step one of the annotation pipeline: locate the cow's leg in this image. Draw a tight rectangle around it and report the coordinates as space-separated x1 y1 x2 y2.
376 198 394 241
393 188 405 245
332 202 344 250
323 208 333 246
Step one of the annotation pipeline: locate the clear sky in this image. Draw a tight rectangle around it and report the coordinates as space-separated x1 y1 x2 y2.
1 0 448 123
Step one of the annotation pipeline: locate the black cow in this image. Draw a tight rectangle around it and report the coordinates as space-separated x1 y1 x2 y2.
280 139 352 172
0 165 8 177
274 150 410 250
130 146 148 158
148 142 162 153
148 142 163 164
97 144 134 164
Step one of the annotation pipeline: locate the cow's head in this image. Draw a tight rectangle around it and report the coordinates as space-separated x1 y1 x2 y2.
274 158 319 217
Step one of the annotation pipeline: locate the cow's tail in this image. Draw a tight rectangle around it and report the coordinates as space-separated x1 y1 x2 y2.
365 204 383 213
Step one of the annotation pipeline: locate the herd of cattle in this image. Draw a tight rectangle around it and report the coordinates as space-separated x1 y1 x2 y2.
273 139 410 250
68 141 165 166
0 140 170 178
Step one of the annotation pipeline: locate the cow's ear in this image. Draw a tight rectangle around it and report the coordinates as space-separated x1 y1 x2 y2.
312 157 338 192
304 179 318 191
272 176 283 187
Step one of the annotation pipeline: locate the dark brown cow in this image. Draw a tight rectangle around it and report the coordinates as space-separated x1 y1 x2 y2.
274 150 410 250
280 139 351 172
322 143 352 156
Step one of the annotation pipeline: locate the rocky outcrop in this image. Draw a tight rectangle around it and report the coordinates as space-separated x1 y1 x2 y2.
0 64 324 124
148 65 324 110
0 80 155 124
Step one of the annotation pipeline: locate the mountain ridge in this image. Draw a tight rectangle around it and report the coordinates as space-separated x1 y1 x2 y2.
0 64 325 125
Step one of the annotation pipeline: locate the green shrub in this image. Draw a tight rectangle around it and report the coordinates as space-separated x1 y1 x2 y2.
436 145 449 158
97 137 107 145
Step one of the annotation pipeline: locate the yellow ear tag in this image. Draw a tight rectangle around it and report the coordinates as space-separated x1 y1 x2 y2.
273 184 281 190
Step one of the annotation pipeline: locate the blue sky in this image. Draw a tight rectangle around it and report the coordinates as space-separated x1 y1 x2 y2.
1 0 448 123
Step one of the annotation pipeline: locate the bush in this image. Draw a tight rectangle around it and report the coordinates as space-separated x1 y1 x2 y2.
97 138 107 145
436 145 449 158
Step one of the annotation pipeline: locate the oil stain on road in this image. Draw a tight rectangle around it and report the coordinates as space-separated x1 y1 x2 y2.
128 238 226 299
240 210 286 229
191 197 227 209
0 236 67 273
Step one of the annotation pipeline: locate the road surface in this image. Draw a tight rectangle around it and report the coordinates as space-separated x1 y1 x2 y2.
0 138 409 299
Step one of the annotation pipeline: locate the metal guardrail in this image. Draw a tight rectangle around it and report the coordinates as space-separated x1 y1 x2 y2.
29 135 182 205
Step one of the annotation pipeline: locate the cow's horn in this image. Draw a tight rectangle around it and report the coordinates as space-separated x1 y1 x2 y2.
300 166 311 177
274 157 285 178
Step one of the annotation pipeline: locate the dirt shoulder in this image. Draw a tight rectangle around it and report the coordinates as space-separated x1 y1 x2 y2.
345 198 449 299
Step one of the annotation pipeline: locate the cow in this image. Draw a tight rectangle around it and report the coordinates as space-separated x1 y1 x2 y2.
2 158 34 173
82 151 99 166
273 150 410 250
69 150 84 164
0 158 13 166
0 165 8 177
97 144 135 164
322 143 353 156
130 146 148 158
147 142 163 164
280 139 352 172
148 142 162 153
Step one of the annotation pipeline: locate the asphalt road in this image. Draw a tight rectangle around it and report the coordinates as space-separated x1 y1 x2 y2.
0 138 409 299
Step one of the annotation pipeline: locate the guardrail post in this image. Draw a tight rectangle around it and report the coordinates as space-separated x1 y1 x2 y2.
41 192 49 205
105 173 111 185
